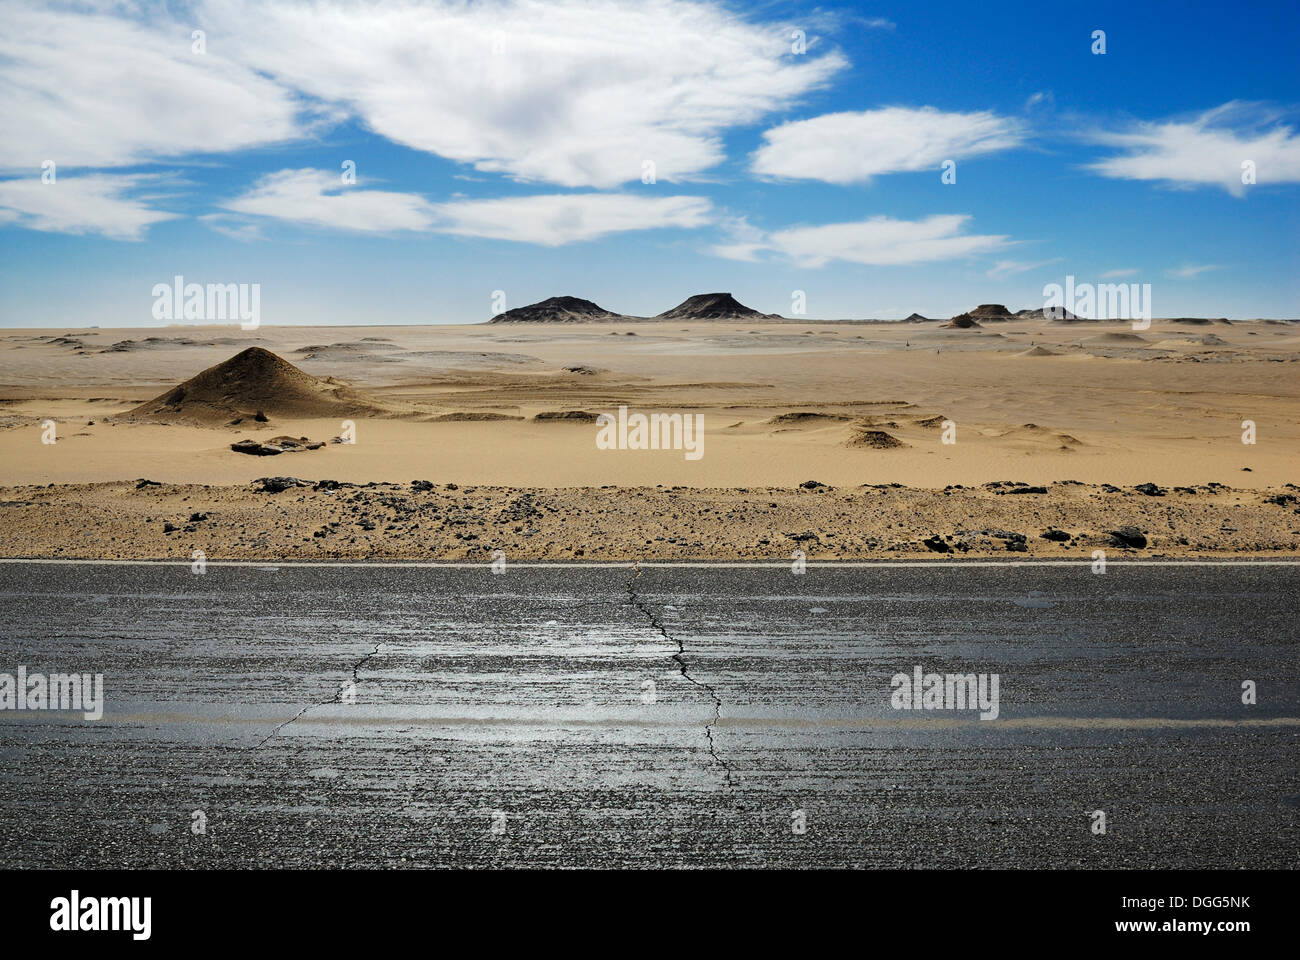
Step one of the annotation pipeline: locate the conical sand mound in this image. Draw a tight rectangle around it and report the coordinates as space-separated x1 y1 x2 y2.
1016 345 1059 356
122 347 390 424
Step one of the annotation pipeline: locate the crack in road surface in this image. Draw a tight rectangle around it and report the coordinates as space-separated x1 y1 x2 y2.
626 561 733 786
251 639 385 749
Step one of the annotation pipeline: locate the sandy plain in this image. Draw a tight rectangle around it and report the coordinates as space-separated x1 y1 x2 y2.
0 317 1295 559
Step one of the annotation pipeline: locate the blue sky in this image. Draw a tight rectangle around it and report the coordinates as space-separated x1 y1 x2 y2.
1 0 1297 326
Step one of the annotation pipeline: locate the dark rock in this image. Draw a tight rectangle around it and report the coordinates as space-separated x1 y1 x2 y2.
533 410 599 422
1134 482 1165 496
1000 486 1048 495
231 439 281 456
1107 526 1148 549
799 480 828 490
162 521 177 533
135 479 161 489
233 435 325 455
256 477 307 493
411 480 435 492
922 535 951 553
1039 528 1072 541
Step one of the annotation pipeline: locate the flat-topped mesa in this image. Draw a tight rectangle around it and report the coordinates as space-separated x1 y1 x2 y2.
964 303 1016 320
121 346 388 424
654 292 783 321
489 296 627 323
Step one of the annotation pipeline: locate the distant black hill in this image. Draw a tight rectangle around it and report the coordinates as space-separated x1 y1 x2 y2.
488 296 630 323
655 292 783 321
487 292 785 323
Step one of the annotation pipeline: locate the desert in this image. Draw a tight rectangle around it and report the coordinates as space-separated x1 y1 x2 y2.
1 302 1296 560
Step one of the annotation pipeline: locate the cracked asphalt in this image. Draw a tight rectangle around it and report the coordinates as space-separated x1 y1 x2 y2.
0 562 1296 868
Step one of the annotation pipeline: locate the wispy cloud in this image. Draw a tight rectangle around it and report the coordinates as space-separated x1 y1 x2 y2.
198 213 266 243
1167 263 1220 278
1085 102 1300 196
986 258 1061 279
751 107 1024 184
222 169 440 233
1100 268 1138 279
712 213 1009 267
222 169 713 245
0 174 178 239
428 193 713 245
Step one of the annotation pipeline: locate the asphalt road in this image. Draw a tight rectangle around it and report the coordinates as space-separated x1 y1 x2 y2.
0 561 1296 868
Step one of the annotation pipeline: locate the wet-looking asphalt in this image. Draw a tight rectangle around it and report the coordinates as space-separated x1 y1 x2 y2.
0 562 1296 868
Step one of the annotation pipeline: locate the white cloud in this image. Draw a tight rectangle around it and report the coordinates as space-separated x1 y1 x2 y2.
0 174 178 239
1100 268 1138 279
1085 102 1300 196
712 214 1008 267
222 169 439 232
0 2 307 171
202 0 846 188
986 258 1060 279
222 168 713 244
751 107 1024 183
199 213 266 242
1167 264 1220 278
428 193 713 246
